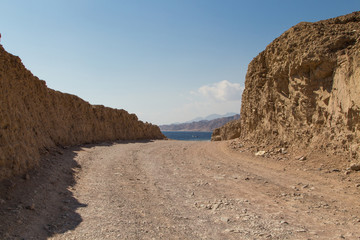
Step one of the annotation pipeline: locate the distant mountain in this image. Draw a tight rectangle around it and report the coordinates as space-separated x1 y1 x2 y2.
185 112 238 123
160 114 240 132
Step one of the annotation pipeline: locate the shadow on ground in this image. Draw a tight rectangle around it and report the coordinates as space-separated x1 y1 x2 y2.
0 140 154 239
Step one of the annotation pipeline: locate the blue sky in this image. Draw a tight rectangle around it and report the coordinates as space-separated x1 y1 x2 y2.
1 1 359 124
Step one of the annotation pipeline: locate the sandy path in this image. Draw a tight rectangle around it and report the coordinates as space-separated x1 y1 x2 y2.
53 140 360 239
1 140 360 239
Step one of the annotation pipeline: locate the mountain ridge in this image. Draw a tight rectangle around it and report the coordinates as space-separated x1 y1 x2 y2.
160 114 240 132
185 112 238 123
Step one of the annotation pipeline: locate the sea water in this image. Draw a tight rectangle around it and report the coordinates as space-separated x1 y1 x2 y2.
162 131 212 141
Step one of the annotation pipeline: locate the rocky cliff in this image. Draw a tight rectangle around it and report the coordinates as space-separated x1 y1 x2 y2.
160 114 240 132
212 12 360 159
211 119 241 141
0 45 165 181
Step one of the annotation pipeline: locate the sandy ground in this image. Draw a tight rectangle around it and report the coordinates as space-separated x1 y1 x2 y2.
1 140 360 239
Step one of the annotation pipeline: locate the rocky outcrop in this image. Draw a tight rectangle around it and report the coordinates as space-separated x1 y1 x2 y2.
213 12 360 159
0 45 165 181
160 114 240 132
211 119 241 141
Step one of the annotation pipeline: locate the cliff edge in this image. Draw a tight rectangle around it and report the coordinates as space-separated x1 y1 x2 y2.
212 12 360 159
0 45 165 181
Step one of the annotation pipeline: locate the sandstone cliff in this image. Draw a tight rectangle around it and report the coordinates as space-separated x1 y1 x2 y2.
211 119 241 141
0 45 165 181
212 12 360 159
160 114 240 132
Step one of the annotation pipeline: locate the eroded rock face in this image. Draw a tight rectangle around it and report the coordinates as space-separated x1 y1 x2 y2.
213 12 360 158
0 45 165 180
211 119 241 141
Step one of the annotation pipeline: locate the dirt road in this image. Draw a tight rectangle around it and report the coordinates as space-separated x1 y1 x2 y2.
1 140 360 239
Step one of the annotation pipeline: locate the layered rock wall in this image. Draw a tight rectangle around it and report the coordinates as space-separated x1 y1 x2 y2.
0 45 165 180
213 12 360 158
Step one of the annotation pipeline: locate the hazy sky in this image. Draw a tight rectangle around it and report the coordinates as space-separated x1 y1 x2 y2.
1 1 359 124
